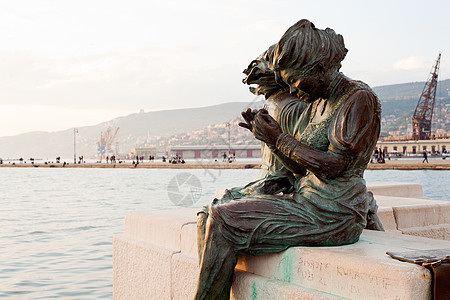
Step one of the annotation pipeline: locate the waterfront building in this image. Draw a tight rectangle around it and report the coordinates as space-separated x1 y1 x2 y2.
167 145 261 159
376 138 449 156
129 146 157 158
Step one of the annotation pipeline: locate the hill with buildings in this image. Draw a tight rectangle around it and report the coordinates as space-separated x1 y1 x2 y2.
374 79 450 136
0 101 263 160
372 78 450 100
157 79 450 145
0 79 449 160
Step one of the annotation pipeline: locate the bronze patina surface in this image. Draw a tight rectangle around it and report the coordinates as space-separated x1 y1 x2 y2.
194 19 383 299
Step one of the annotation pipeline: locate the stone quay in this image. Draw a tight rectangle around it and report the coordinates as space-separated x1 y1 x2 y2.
113 182 450 299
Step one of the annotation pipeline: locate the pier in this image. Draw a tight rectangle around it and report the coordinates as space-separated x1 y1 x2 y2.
1 158 450 170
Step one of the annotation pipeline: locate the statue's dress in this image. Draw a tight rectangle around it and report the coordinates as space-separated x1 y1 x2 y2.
207 80 381 255
219 96 307 200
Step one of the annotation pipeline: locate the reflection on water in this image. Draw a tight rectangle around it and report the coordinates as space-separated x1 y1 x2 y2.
0 168 447 298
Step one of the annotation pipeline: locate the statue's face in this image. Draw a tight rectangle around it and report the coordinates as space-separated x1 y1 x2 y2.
278 69 318 102
277 63 332 102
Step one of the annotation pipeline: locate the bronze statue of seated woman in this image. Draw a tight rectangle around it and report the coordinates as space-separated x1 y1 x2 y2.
194 19 383 300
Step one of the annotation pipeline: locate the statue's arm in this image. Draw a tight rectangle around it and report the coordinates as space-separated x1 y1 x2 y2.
246 108 346 178
329 90 380 156
267 144 306 175
274 90 377 179
275 133 348 179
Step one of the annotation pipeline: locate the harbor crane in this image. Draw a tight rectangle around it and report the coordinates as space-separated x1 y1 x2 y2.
97 127 119 158
412 53 441 140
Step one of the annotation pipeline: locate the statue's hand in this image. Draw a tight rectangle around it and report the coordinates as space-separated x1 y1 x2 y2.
239 108 258 131
252 109 282 145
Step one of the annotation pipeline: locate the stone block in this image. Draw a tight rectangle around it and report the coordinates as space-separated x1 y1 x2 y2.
171 253 199 300
170 253 344 300
231 271 344 300
400 224 450 241
376 207 398 232
359 228 450 248
124 208 198 250
235 230 446 300
376 195 448 207
113 235 174 300
181 223 198 258
367 182 423 198
393 203 450 229
115 193 450 299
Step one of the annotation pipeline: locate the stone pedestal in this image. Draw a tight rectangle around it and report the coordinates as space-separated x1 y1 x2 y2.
113 182 450 299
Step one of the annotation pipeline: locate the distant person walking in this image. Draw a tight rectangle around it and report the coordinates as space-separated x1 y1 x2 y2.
423 151 429 163
373 148 379 163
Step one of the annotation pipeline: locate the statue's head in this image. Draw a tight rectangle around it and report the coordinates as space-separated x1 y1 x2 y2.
272 19 347 100
242 44 289 99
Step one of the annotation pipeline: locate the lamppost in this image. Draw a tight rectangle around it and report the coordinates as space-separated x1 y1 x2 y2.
73 128 78 164
226 123 231 155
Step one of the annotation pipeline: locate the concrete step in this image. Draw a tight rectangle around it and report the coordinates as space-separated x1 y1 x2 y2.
375 195 450 239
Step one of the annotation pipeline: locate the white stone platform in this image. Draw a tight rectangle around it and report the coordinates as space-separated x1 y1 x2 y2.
113 182 450 299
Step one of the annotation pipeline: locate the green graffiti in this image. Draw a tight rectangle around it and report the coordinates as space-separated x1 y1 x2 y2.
278 251 294 282
251 281 258 300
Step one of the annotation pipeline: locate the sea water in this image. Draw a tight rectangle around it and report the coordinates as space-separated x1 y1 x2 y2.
0 168 448 298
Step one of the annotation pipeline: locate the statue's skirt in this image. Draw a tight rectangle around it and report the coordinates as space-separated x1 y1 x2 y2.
208 175 369 256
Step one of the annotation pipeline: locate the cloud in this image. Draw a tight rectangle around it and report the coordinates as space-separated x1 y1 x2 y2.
393 56 430 71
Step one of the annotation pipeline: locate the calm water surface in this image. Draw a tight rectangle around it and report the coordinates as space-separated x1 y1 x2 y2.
0 168 448 298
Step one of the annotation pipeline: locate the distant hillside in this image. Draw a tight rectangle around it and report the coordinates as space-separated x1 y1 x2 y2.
374 79 450 135
0 100 263 159
1 79 449 160
372 79 450 100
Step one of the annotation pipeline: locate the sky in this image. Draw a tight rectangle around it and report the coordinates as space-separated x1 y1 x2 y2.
0 0 449 137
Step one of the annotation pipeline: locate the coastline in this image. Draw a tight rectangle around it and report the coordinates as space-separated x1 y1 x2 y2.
366 158 450 170
1 159 450 170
